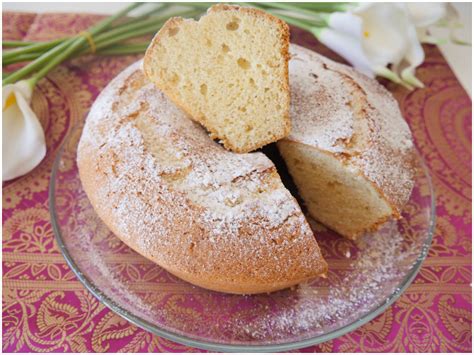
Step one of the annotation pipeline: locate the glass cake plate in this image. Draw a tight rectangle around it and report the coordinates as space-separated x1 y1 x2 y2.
50 124 435 352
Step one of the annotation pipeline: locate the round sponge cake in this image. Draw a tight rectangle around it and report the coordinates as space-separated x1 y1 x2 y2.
77 61 327 294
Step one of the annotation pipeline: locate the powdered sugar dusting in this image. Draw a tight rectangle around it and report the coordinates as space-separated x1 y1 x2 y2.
60 131 432 344
288 51 355 153
286 45 416 210
77 61 325 286
67 207 153 316
233 220 419 340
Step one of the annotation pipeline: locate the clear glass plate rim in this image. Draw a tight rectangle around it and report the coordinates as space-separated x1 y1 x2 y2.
49 127 436 352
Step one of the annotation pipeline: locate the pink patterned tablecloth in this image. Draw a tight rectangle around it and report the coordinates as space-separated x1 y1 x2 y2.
2 11 472 352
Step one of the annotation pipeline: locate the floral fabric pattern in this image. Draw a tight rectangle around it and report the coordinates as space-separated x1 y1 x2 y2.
2 12 471 352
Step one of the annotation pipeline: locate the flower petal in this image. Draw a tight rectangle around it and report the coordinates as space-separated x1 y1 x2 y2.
357 3 411 68
315 27 374 77
374 66 401 83
327 12 364 39
317 2 428 88
2 84 46 181
401 20 425 88
416 28 448 45
2 85 15 108
406 3 447 27
445 4 471 45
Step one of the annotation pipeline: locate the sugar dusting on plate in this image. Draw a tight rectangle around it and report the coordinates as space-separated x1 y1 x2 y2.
231 220 419 340
59 126 431 344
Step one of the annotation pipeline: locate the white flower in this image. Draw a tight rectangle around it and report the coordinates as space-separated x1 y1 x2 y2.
407 3 447 28
409 3 469 45
407 3 448 44
2 80 46 181
313 3 425 88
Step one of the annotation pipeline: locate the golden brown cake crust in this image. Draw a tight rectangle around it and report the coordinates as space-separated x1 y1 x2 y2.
77 61 327 294
279 45 416 238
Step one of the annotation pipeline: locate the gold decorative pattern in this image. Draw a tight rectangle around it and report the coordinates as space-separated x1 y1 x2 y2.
2 13 471 352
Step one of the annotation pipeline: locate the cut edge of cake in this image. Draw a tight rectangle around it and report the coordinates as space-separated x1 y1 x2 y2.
278 44 416 240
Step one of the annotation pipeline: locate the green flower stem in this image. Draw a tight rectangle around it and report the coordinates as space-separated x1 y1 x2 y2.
2 13 163 65
28 5 200 85
2 3 164 59
270 9 328 29
270 12 315 32
183 1 351 13
3 38 65 60
3 9 203 69
25 77 37 90
4 42 151 65
30 40 94 85
96 43 149 55
83 9 201 52
120 3 168 25
3 52 42 65
2 21 159 66
267 2 354 12
85 26 161 51
3 40 37 48
180 2 212 9
3 38 75 85
255 2 330 26
85 12 177 46
237 2 316 32
3 2 143 86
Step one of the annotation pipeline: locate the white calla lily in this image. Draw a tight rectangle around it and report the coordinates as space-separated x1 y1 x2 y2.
313 3 425 88
313 12 375 77
406 3 468 45
407 3 448 44
2 79 46 182
407 3 447 28
442 4 470 45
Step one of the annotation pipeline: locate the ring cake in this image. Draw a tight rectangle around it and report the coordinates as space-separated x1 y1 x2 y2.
77 61 327 295
78 43 416 293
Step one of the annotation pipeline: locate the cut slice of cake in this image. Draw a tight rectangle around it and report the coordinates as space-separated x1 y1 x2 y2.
277 45 416 240
143 4 291 153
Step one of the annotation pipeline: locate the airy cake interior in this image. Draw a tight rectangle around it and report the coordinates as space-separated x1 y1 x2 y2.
144 5 290 153
277 141 393 239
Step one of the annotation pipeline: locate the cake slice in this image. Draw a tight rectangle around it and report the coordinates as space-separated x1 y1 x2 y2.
277 45 416 240
143 4 291 153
